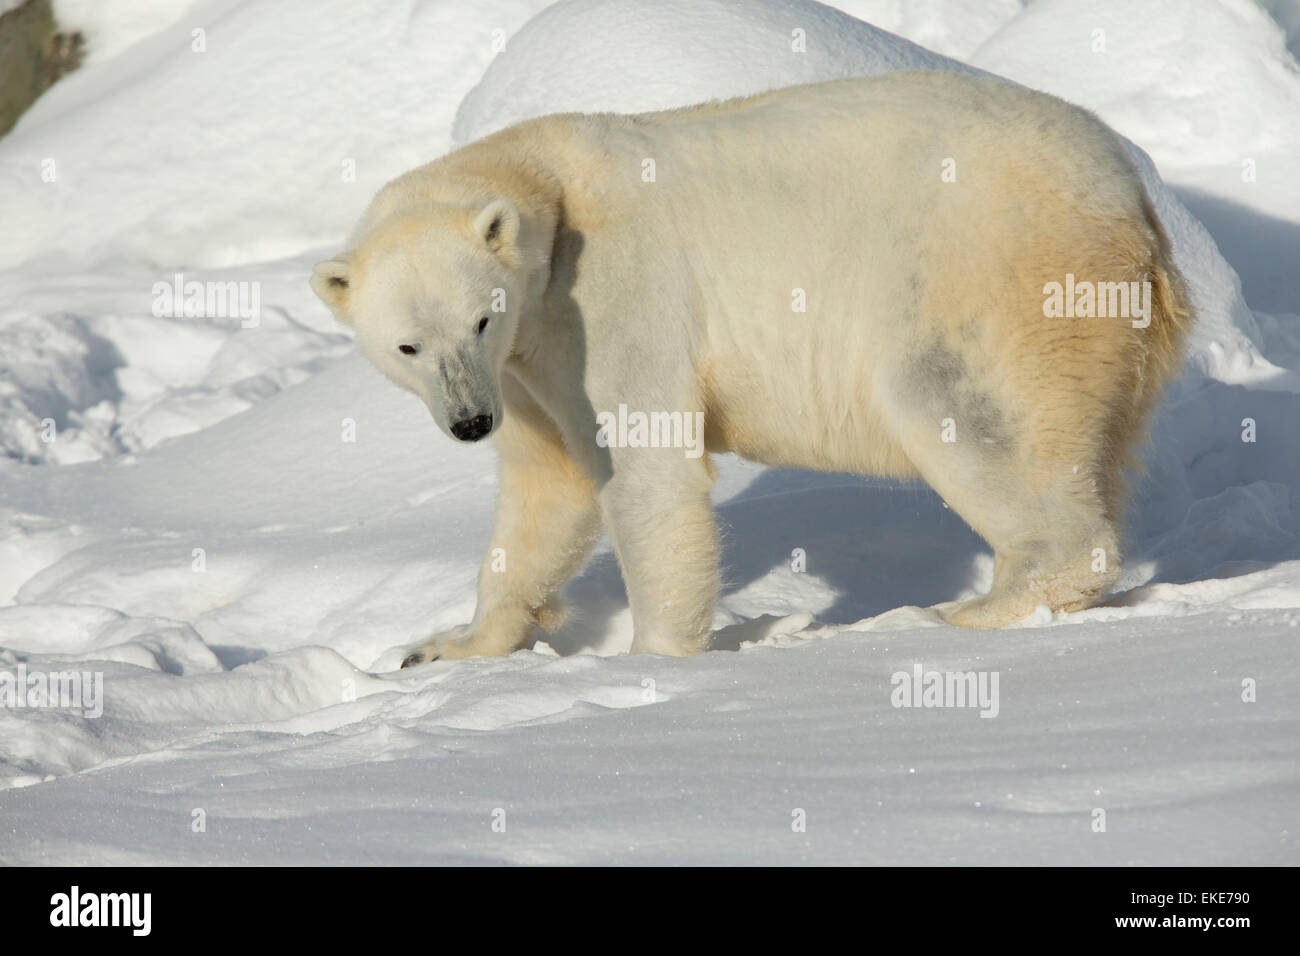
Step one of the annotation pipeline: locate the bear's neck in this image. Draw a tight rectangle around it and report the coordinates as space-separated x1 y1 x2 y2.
435 121 571 240
437 120 598 364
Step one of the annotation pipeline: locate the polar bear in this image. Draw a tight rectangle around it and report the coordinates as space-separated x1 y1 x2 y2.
310 71 1192 663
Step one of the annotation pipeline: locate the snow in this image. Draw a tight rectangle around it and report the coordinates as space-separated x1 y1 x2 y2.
50 0 203 65
453 0 982 146
1 0 549 272
0 0 1297 864
968 0 1300 316
830 0 1027 59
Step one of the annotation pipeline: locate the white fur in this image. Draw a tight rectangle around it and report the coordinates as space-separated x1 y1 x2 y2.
311 72 1192 662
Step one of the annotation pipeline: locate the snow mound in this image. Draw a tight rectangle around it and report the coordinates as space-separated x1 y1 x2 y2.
0 604 222 673
970 0 1300 314
0 263 352 463
972 0 1300 193
827 0 1027 60
0 637 389 788
453 0 979 145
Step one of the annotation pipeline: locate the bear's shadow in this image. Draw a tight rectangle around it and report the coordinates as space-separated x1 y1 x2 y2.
545 465 990 655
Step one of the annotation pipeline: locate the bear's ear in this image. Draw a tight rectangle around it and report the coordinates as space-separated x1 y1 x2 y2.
310 256 355 324
473 199 520 256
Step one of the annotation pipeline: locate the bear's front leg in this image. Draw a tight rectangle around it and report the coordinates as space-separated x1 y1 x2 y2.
599 452 720 656
401 389 602 666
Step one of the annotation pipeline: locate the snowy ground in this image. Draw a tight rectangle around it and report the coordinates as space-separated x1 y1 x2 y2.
0 0 1297 865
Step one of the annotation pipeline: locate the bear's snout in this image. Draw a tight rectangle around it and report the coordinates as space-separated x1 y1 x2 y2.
450 414 493 442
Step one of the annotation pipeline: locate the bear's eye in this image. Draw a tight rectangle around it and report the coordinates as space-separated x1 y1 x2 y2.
398 344 419 356
477 316 490 335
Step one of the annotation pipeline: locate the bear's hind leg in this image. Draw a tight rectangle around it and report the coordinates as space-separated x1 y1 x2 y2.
884 358 1124 629
943 518 1121 629
926 462 1122 628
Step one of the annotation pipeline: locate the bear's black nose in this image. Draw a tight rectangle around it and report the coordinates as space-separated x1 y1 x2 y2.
450 414 493 442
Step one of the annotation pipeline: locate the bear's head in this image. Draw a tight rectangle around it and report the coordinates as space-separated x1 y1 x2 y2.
310 198 537 443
